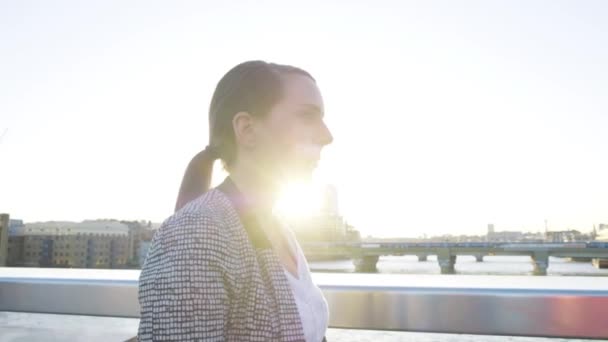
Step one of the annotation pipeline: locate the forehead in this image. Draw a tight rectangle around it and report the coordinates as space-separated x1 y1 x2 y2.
276 73 324 110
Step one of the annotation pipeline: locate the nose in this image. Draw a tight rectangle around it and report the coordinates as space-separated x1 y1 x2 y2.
317 120 333 146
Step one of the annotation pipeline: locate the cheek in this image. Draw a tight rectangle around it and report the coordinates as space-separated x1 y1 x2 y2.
290 138 323 162
257 114 317 165
277 130 314 160
255 123 294 161
261 119 300 151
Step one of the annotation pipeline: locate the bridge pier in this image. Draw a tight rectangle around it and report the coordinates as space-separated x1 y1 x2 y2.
354 255 379 273
593 258 608 269
437 253 456 274
417 254 428 262
531 252 549 276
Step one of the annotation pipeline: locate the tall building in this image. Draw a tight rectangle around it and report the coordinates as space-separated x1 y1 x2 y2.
321 185 339 215
123 220 157 267
596 224 608 241
0 213 9 266
289 214 348 242
285 185 359 244
487 224 495 241
545 230 584 243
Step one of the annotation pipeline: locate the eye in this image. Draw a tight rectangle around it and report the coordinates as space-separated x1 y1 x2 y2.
297 110 321 122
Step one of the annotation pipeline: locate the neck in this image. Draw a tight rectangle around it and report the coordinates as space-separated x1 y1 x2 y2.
228 162 281 216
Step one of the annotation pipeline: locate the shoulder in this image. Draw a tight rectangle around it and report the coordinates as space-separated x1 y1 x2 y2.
156 189 238 258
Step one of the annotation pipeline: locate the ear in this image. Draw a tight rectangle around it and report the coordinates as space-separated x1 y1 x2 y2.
232 111 256 149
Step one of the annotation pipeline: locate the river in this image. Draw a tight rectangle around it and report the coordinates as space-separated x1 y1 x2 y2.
309 255 608 276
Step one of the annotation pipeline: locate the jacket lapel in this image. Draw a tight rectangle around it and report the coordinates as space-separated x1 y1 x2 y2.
217 177 306 341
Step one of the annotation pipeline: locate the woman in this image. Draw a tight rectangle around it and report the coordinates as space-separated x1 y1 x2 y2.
137 60 333 341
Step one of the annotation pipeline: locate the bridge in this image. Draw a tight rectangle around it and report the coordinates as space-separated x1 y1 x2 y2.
300 241 608 275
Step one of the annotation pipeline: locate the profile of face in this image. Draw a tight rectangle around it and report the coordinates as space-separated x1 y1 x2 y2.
234 73 333 183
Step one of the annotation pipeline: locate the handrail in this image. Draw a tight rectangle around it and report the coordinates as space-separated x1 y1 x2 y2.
1 268 607 339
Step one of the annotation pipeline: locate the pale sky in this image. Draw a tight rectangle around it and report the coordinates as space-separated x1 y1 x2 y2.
1 1 607 238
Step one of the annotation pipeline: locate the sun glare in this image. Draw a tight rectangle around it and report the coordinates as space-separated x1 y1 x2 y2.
212 165 324 219
274 182 323 219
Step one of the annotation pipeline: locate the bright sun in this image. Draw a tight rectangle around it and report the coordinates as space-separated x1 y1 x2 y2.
212 165 324 219
274 181 323 219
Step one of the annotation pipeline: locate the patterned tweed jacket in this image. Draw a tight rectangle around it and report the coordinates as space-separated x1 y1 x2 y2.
137 178 327 341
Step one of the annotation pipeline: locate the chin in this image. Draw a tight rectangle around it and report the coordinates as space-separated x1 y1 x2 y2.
282 168 315 183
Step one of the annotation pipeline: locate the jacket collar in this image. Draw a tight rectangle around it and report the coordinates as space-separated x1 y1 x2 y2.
216 177 272 249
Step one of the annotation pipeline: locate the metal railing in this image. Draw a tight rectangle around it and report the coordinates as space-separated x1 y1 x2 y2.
1 267 607 339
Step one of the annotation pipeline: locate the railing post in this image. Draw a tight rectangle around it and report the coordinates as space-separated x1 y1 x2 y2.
417 254 428 262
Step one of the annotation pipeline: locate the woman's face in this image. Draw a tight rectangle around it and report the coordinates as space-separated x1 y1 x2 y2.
252 73 333 182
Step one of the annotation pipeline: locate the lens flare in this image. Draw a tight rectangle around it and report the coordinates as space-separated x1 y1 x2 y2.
274 181 323 219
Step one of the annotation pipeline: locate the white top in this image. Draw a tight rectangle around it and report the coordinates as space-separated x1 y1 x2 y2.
281 226 329 342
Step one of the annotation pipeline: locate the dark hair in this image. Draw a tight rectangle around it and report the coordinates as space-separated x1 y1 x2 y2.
174 60 315 212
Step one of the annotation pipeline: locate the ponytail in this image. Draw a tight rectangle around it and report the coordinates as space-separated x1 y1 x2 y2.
174 145 218 212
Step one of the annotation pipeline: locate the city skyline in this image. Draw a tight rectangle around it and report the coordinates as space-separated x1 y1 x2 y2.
4 213 602 239
1 1 607 238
